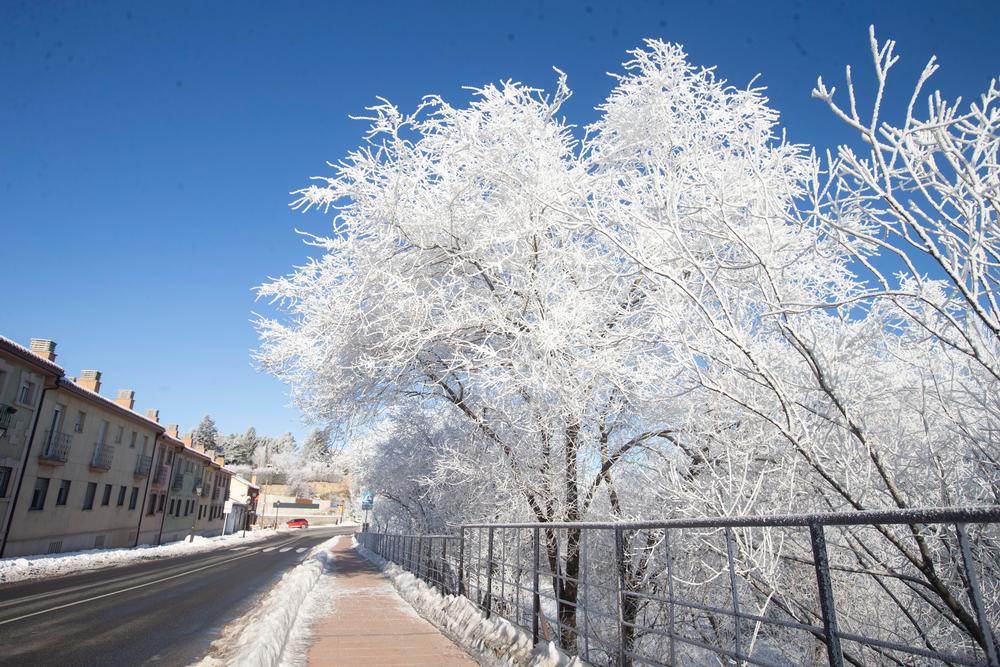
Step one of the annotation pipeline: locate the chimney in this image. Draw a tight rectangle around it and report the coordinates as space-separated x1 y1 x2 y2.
215 455 225 466
145 408 160 423
205 449 215 460
78 370 102 393
114 389 135 410
167 424 179 439
29 339 57 362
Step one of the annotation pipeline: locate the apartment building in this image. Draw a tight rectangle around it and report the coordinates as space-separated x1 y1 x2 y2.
0 335 244 557
136 423 181 546
2 367 163 557
0 338 62 547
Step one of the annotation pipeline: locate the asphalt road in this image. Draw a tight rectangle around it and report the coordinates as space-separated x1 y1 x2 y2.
0 525 356 666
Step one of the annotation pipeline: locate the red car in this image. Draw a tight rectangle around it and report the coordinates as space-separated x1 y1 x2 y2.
286 518 309 528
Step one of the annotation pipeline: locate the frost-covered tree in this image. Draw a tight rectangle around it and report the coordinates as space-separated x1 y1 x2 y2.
302 427 332 463
223 427 258 467
256 35 999 662
191 415 218 452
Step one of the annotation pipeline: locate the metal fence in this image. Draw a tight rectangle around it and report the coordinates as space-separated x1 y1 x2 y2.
357 506 1000 667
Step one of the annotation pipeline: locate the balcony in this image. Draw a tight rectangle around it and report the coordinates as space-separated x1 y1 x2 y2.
212 488 220 500
38 430 72 464
171 473 184 491
90 443 115 471
153 464 170 486
134 455 153 478
201 484 211 497
0 403 16 438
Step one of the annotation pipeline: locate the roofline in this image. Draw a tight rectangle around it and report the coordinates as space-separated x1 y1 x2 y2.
58 378 165 433
0 336 65 377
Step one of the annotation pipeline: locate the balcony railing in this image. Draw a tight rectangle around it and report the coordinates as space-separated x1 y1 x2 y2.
212 488 220 500
90 443 115 471
153 464 170 486
134 455 153 477
38 430 72 464
0 403 16 434
171 473 184 491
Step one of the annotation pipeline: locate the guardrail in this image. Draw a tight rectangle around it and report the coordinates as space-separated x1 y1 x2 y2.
358 507 1000 667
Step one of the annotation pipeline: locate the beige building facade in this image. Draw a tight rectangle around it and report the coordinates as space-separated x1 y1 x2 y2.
0 335 242 557
0 338 62 551
3 368 163 557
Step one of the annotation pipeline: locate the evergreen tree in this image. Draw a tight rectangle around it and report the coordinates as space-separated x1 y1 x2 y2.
302 427 332 463
192 415 219 452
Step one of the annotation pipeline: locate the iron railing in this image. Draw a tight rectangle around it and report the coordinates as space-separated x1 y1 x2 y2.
0 403 15 433
358 506 1000 667
134 455 153 477
38 430 72 463
171 473 184 491
89 443 115 470
153 464 170 486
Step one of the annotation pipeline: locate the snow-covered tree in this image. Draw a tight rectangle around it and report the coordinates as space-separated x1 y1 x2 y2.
302 427 332 463
256 35 999 661
191 415 218 452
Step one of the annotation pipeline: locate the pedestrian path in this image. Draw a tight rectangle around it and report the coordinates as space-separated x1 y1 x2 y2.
306 539 476 666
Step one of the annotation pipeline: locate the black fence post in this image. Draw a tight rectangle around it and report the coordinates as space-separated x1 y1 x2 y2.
809 522 845 667
725 527 743 662
665 529 676 666
532 526 540 645
458 527 466 597
956 523 1000 667
486 526 495 619
615 526 628 667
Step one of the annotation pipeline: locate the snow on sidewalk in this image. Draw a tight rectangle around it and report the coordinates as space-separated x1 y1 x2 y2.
0 528 281 584
306 539 476 667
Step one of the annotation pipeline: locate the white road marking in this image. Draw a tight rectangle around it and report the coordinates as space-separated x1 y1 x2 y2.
279 547 292 553
0 549 260 626
262 547 277 553
295 547 306 553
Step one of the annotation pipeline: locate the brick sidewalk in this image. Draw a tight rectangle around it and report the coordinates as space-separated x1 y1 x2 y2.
306 539 476 666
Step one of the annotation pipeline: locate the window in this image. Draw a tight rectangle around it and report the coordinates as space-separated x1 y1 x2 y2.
101 484 112 506
147 493 157 515
158 495 165 512
142 434 149 452
0 369 6 394
169 499 176 515
117 485 127 506
128 487 138 510
56 480 71 506
17 380 37 406
197 505 203 520
98 420 109 445
129 431 137 449
74 411 87 433
82 482 97 510
30 477 50 510
0 466 12 498
114 425 124 444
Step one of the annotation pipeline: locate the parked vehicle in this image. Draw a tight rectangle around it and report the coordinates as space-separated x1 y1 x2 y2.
286 518 309 528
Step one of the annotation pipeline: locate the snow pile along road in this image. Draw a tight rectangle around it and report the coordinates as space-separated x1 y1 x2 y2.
196 535 342 667
355 538 586 667
0 529 280 584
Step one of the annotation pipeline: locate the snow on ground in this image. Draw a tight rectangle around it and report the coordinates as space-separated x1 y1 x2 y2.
354 537 587 667
0 529 282 585
195 535 342 667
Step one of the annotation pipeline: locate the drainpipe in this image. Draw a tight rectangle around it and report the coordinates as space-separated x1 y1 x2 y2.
0 383 53 557
155 443 179 546
133 432 161 548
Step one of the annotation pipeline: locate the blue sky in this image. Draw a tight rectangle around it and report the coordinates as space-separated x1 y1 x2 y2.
1 1 997 443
